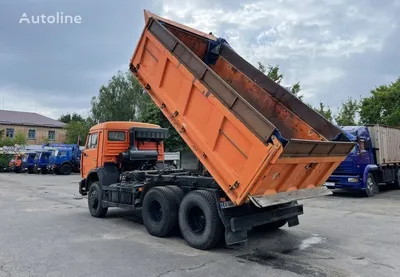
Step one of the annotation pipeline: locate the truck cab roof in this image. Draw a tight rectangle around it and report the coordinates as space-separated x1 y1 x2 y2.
89 121 161 132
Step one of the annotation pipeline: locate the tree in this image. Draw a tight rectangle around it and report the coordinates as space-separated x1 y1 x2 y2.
65 121 91 145
59 113 85 124
314 102 333 121
13 132 27 145
257 62 303 100
359 78 400 126
90 71 145 123
138 94 188 151
335 97 359 126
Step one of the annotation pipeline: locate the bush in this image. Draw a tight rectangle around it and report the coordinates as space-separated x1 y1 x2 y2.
0 154 13 172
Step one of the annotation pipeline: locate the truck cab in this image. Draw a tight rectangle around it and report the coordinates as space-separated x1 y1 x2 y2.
79 121 168 195
8 153 24 173
47 145 81 175
22 152 38 174
33 150 52 174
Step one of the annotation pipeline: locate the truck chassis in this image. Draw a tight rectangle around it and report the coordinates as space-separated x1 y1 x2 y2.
81 166 303 250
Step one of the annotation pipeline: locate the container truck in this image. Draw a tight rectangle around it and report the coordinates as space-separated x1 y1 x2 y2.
325 125 400 196
78 10 354 250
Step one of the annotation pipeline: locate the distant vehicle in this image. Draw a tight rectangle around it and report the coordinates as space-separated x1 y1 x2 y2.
22 151 38 174
8 153 24 173
47 144 81 175
326 125 400 196
33 150 52 174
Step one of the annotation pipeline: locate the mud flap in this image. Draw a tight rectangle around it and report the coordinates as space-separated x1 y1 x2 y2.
249 186 332 208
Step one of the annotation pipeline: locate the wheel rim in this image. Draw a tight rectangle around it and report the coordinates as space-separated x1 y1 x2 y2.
187 206 206 235
89 190 98 209
367 177 374 193
149 200 162 223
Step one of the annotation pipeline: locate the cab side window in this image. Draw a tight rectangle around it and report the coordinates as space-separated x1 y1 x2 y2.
86 133 98 149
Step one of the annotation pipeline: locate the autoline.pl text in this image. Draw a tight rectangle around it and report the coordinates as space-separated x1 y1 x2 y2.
19 12 82 24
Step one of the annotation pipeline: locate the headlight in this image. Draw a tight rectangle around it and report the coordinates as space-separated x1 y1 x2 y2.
348 178 358 182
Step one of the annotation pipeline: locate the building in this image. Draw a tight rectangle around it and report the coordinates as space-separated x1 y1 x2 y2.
0 109 66 144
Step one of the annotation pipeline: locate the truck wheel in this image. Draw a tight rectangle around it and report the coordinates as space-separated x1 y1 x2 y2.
394 169 400 189
252 219 287 232
60 164 72 175
178 190 223 250
142 187 178 237
166 185 184 204
54 168 60 175
88 181 108 218
365 173 378 197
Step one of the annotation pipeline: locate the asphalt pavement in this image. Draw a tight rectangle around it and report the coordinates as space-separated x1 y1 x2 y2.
1 173 399 277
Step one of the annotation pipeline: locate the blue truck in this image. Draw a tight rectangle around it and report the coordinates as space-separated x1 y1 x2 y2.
45 144 81 175
326 125 400 196
22 151 38 174
32 150 53 174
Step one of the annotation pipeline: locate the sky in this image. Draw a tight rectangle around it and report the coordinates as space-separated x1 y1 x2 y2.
0 0 399 120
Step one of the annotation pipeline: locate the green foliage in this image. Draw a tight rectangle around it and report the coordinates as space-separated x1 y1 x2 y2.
13 132 27 145
58 113 85 124
335 97 359 126
65 121 91 145
359 78 400 126
90 71 144 123
314 102 333 121
257 62 303 100
0 154 13 171
138 94 188 151
0 137 14 147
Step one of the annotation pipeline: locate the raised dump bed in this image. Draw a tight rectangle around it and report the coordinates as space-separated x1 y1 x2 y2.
129 10 354 207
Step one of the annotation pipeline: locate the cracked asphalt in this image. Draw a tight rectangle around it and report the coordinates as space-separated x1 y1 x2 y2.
1 173 400 277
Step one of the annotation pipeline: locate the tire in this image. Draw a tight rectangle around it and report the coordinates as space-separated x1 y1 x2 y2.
178 190 224 250
142 187 178 237
394 169 400 189
60 164 72 175
166 185 184 204
88 181 108 218
252 219 287 232
28 168 34 174
365 173 379 197
54 168 60 175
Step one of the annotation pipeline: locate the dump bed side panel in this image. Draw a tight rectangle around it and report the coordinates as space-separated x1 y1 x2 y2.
130 20 284 204
161 23 343 141
368 125 400 164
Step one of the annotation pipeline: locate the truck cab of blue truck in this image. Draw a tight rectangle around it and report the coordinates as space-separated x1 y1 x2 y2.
46 144 81 175
326 125 400 196
33 150 52 174
22 151 38 174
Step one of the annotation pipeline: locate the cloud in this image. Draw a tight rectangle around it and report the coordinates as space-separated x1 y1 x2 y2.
159 0 400 108
0 0 399 121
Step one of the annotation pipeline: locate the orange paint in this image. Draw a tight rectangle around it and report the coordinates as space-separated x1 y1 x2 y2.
127 11 353 206
80 121 165 180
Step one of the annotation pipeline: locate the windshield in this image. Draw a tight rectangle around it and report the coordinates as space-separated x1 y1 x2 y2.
52 150 59 156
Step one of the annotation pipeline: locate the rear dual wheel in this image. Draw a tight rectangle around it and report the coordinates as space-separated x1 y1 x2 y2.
142 186 183 237
142 187 224 250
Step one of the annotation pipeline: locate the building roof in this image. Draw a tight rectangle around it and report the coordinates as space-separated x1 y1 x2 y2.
0 109 66 128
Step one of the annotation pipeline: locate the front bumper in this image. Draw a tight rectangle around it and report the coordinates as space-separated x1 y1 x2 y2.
325 175 363 190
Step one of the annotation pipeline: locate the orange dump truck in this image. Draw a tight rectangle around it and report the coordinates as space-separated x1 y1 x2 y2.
81 10 354 250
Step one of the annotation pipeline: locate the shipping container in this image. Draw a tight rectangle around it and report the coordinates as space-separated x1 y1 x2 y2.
368 125 400 164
